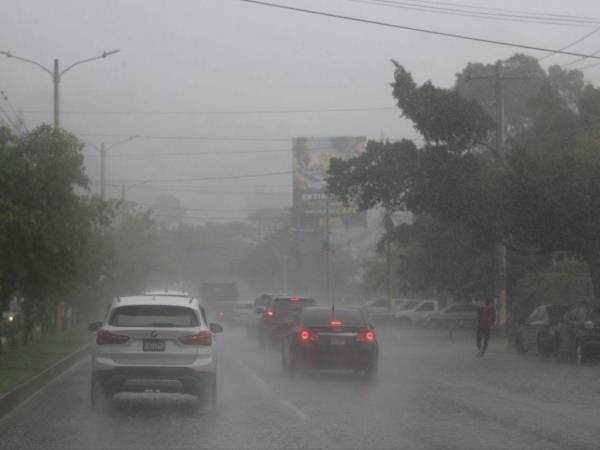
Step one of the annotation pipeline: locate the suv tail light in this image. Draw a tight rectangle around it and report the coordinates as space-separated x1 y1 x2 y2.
179 331 212 346
357 330 376 343
299 329 320 342
264 309 275 318
96 329 129 345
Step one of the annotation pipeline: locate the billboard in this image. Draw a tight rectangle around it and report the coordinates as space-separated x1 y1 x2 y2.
292 136 367 230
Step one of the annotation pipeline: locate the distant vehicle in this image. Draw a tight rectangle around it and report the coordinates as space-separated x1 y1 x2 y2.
393 300 439 327
281 306 378 378
361 297 394 322
556 302 600 364
421 303 479 330
254 293 289 312
201 282 240 320
88 294 223 413
340 295 365 306
215 302 255 326
515 304 569 356
258 296 316 346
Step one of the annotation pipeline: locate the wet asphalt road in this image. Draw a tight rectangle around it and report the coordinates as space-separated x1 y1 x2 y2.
1 325 600 449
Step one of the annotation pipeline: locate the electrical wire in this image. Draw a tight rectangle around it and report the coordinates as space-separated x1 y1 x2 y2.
78 132 291 142
83 149 291 158
238 0 600 59
345 0 597 28
21 106 396 116
102 170 293 184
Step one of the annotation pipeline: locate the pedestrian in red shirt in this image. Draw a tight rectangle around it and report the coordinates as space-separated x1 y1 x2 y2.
477 298 496 357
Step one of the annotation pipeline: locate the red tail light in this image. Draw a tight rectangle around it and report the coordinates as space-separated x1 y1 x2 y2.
179 331 212 346
357 330 376 343
219 311 225 317
299 329 320 342
96 329 129 345
330 320 342 327
264 309 275 318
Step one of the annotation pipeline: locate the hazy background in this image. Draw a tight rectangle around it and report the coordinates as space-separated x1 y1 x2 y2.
2 0 600 220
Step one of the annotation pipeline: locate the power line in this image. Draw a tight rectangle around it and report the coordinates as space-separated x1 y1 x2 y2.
346 0 597 28
134 202 289 213
102 170 293 184
401 0 600 24
83 149 291 158
238 0 600 59
78 132 291 142
538 25 600 62
21 106 396 116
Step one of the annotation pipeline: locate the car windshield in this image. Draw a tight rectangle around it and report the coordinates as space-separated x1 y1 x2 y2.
110 305 199 328
397 301 419 310
272 297 316 314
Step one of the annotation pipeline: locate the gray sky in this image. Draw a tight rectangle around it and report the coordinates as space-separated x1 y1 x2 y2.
3 0 600 218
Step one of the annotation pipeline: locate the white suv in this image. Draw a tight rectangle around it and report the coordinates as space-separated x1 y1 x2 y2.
393 300 439 327
88 294 222 412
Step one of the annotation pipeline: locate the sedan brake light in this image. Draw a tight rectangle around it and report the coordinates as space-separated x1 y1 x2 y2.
179 330 212 346
299 329 320 342
357 330 376 343
96 329 129 345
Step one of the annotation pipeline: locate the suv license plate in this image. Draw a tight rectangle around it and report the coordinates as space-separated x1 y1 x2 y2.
330 337 345 345
143 340 165 352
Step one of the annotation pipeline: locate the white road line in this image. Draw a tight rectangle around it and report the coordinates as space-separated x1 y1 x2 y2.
280 399 309 421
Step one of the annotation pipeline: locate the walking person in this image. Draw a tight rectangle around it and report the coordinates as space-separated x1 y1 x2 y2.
476 298 496 357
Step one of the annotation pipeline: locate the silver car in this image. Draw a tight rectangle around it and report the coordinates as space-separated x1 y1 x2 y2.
88 294 222 412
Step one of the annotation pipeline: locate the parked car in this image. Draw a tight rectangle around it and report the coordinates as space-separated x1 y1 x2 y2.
421 303 479 330
258 295 316 346
515 304 569 356
88 294 223 413
556 302 600 364
393 300 439 327
281 306 378 378
361 298 394 322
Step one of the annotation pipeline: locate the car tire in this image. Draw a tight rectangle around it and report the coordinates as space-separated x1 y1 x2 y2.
194 374 217 415
515 337 526 355
90 374 111 413
575 341 586 366
364 363 378 382
537 335 551 357
429 319 441 329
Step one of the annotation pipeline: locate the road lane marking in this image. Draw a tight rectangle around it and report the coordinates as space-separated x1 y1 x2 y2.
280 399 309 421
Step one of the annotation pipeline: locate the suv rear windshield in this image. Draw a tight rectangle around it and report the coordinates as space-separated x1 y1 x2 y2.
110 305 199 328
272 297 316 313
303 309 366 326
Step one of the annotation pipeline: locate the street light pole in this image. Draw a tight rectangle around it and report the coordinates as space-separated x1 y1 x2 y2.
0 50 120 131
100 142 106 201
53 59 60 130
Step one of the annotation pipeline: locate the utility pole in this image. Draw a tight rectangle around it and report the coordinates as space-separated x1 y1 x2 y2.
100 142 106 201
325 194 331 305
0 49 120 131
494 61 508 329
53 59 60 130
466 60 529 329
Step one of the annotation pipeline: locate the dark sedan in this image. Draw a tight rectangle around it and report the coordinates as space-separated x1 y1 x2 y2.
515 304 569 356
281 306 378 378
556 302 600 364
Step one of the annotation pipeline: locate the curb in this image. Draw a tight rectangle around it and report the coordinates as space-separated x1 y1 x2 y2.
0 345 90 420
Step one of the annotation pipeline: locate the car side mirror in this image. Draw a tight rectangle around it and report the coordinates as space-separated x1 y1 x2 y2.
88 321 102 332
210 323 223 333
256 306 266 314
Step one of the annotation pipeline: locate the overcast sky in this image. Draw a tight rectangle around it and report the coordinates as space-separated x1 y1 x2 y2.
3 0 600 218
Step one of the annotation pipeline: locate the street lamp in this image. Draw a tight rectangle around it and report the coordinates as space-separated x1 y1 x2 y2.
0 49 120 130
86 135 139 200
